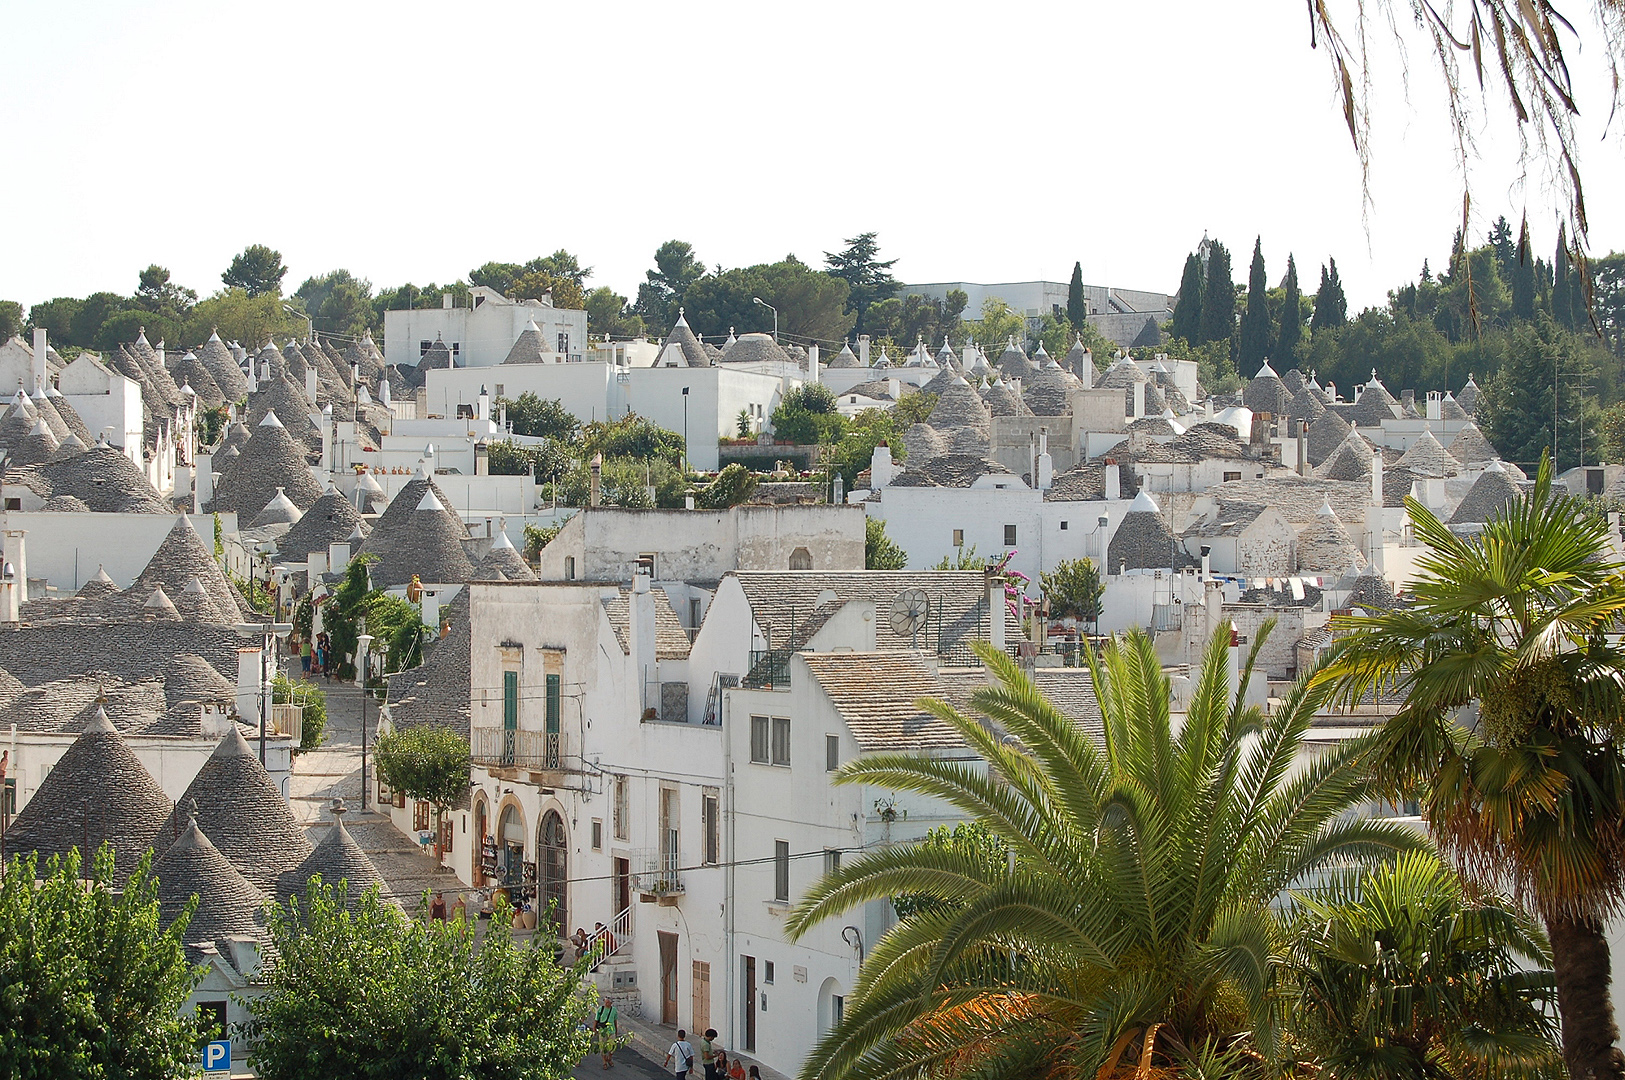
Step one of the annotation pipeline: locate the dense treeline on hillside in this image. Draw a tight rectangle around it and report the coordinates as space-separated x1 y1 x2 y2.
1164 218 1625 469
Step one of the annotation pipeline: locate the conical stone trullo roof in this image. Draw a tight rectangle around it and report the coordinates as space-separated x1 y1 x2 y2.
278 799 386 907
207 413 324 521
155 818 268 945
1449 462 1522 524
357 486 475 588
1 706 172 882
274 486 368 564
474 528 535 581
158 727 313 892
124 515 243 624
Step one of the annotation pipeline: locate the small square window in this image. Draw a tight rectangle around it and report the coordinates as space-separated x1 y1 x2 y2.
771 717 791 766
591 819 603 850
952 528 964 546
764 960 776 984
774 840 789 902
1004 525 1017 547
1060 521 1068 531
1223 471 1242 482
826 734 839 772
824 848 842 875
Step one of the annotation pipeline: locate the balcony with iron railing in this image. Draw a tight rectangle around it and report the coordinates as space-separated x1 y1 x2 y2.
470 727 564 771
742 650 791 690
630 841 683 904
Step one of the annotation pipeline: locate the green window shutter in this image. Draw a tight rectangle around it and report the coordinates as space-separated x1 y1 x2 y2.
546 674 561 735
503 670 518 731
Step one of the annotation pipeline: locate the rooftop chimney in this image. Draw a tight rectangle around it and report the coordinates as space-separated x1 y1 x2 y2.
32 329 47 392
630 564 656 714
870 443 893 489
589 452 603 507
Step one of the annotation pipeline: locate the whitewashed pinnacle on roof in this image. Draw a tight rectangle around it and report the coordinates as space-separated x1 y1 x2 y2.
416 489 445 512
1255 360 1279 379
1317 500 1335 517
258 411 284 429
208 328 222 343
1129 489 1160 513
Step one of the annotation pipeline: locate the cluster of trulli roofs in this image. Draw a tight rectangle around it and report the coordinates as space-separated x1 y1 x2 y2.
0 304 1611 1075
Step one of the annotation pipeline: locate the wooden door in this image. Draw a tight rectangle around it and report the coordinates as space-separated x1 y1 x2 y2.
659 931 679 1026
742 955 757 1051
691 960 710 1036
613 858 631 917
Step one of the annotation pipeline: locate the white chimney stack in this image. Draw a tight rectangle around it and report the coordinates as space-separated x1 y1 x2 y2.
870 443 893 489
987 574 1006 654
857 335 870 367
629 566 657 714
236 646 263 721
32 329 47 392
1371 448 1383 509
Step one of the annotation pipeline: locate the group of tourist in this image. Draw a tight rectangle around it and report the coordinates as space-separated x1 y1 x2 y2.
298 632 334 679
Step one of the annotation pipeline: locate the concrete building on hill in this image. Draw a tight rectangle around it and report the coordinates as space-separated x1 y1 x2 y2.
382 287 590 369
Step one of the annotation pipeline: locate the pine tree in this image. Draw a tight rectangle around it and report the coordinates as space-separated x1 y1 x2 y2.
1276 254 1303 367
1489 215 1516 274
1310 259 1348 332
1420 259 1433 284
1172 253 1204 343
1198 240 1234 346
1238 237 1271 371
1512 220 1536 321
1554 223 1574 329
1067 262 1086 326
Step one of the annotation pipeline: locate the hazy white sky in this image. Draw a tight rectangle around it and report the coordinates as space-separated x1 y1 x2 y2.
4 0 1622 316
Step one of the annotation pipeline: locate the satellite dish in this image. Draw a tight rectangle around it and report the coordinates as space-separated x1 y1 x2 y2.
889 588 930 646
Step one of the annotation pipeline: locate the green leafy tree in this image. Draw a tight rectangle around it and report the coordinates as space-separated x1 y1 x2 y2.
864 517 907 570
1489 214 1518 273
68 291 127 346
134 265 196 318
1238 236 1272 370
0 845 203 1080
500 392 580 442
1316 456 1625 1080
1311 258 1348 332
0 300 24 341
824 232 901 333
579 412 684 467
247 880 596 1079
318 280 375 339
891 390 938 429
374 724 470 851
371 281 469 323
962 297 1026 354
865 292 966 353
1276 254 1304 367
93 308 183 353
789 630 1421 1080
25 296 80 343
221 243 287 298
524 523 561 558
1198 238 1234 347
1513 220 1539 322
1478 319 1599 469
890 821 1006 919
633 240 707 329
681 257 857 345
272 671 327 751
1287 851 1559 1080
1039 557 1104 621
695 463 759 509
932 543 984 571
771 383 846 446
184 289 304 350
1066 262 1086 326
553 455 687 509
1171 252 1204 343
506 270 584 311
584 286 644 339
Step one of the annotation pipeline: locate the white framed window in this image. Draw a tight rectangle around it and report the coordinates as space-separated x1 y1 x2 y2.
774 840 789 902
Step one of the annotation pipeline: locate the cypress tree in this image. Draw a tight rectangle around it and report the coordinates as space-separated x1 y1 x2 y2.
1238 236 1271 371
1511 219 1536 321
1489 215 1515 274
1198 240 1234 347
1276 254 1302 367
1067 262 1086 327
1172 253 1204 343
1310 258 1347 332
1553 223 1573 329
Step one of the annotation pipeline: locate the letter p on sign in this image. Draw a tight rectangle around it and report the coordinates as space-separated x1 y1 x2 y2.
203 1040 231 1074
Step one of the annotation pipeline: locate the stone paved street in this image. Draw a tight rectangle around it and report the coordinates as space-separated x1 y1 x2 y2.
286 667 456 906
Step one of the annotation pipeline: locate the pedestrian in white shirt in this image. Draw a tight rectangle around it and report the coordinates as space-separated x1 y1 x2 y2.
664 1030 696 1078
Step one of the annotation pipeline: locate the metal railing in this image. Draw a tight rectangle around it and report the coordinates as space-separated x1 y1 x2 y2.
583 905 632 961
270 703 303 743
630 844 684 896
471 727 563 770
742 650 791 690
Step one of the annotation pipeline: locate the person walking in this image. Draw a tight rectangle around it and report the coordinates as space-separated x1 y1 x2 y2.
430 892 447 920
700 1029 719 1080
595 996 619 1070
300 638 311 678
664 1030 695 1079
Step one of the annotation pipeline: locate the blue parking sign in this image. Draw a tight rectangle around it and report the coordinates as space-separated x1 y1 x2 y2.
203 1040 231 1074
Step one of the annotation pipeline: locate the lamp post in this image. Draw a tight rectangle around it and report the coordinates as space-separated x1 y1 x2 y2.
357 633 374 809
281 304 313 345
752 297 778 343
235 621 295 766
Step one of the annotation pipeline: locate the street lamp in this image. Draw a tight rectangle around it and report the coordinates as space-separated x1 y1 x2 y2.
235 621 295 766
357 633 374 810
281 304 313 345
752 297 778 342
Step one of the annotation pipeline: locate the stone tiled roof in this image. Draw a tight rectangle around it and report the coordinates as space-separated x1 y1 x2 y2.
729 570 1016 652
1440 394 1469 421
800 652 968 751
1204 474 1370 526
357 487 475 588
601 588 692 659
1316 434 1374 482
659 313 711 367
164 653 235 711
1 707 172 882
1396 429 1458 477
197 333 251 402
825 343 863 369
0 620 238 688
501 321 550 365
1286 387 1326 423
45 391 93 444
926 377 992 435
1065 339 1095 383
1242 367 1288 415
1024 365 1080 417
206 416 324 520
1457 376 1479 414
721 333 793 366
1448 421 1497 465
902 422 948 463
1348 382 1401 426
171 351 226 410
8 445 171 513
889 453 1016 489
1109 499 1195 572
1305 410 1353 467
1449 465 1522 524
385 589 470 736
997 342 1036 382
155 821 268 946
418 339 453 371
1030 668 1105 740
1295 505 1366 574
159 727 313 891
472 532 534 581
123 516 244 624
245 373 321 457
1346 566 1397 610
273 488 368 564
278 803 385 907
981 379 1030 418
1045 462 1107 502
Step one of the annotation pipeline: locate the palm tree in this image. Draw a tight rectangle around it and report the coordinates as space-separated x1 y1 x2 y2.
788 626 1424 1080
1287 850 1561 1080
1316 457 1625 1080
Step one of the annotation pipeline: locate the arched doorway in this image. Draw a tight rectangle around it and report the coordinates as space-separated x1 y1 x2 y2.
472 794 491 886
496 802 527 891
538 809 568 932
